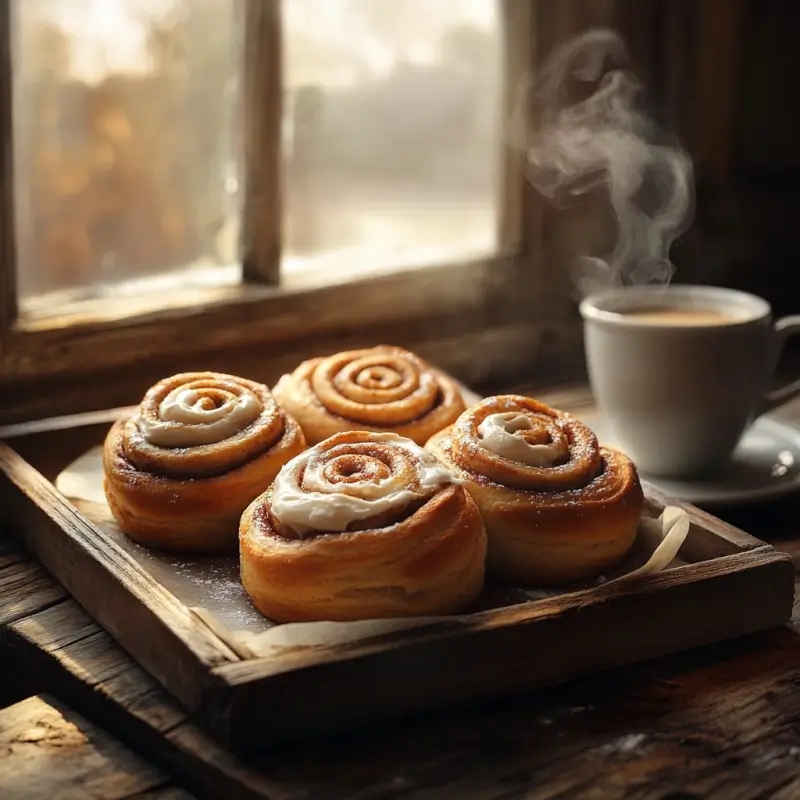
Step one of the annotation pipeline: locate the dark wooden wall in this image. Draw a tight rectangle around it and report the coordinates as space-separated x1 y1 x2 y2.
663 0 800 317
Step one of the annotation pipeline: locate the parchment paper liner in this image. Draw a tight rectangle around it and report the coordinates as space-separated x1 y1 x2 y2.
57 446 689 660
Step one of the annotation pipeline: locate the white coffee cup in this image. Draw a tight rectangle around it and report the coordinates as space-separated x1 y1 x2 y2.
579 285 800 477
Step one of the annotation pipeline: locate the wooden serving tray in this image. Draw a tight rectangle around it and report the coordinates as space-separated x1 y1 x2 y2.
0 399 795 753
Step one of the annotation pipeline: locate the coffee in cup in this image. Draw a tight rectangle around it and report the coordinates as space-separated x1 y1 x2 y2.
579 285 800 477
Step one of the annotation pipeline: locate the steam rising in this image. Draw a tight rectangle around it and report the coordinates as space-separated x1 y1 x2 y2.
519 29 694 297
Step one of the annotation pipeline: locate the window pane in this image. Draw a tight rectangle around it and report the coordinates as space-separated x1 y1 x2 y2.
282 0 503 275
13 0 241 314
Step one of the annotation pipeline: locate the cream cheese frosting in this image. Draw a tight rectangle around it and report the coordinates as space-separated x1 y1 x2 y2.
477 412 565 466
137 388 262 447
270 433 453 535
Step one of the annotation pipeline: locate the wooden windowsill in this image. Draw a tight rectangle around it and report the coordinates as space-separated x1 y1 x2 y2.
18 242 505 331
3 252 537 380
0 246 585 425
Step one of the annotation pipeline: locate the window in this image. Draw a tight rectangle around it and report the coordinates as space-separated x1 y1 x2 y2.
0 1 614 424
14 0 242 311
282 0 502 277
12 0 505 313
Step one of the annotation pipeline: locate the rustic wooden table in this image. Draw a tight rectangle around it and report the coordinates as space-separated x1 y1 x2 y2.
2 386 800 800
0 693 195 800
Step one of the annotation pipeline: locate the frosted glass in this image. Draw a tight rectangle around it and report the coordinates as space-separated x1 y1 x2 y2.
282 0 503 274
13 0 241 312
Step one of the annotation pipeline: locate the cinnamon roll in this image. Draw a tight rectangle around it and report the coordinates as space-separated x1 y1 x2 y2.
103 372 306 552
272 346 466 446
427 395 644 586
239 430 486 622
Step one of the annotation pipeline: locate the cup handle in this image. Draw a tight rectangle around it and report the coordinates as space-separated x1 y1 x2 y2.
762 315 800 413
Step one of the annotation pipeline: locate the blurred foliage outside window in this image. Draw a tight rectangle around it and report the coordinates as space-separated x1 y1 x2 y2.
14 0 502 312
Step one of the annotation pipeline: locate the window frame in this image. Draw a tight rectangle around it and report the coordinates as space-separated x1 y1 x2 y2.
242 0 282 285
0 0 688 424
0 1 16 332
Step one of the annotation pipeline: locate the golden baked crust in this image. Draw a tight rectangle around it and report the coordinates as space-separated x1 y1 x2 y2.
272 345 466 445
103 372 306 553
426 395 644 586
239 430 487 622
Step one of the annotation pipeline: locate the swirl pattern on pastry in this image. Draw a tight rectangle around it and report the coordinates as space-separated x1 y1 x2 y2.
426 395 643 585
239 431 487 622
272 346 466 445
103 372 306 552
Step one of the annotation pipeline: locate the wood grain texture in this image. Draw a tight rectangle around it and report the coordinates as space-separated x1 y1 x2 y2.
0 444 239 714
0 256 586 429
0 695 193 800
1 390 795 752
207 548 793 751
3 533 800 800
0 0 17 330
4 384 800 796
241 0 281 284
0 406 133 481
5 255 521 379
0 555 66 628
0 309 584 427
3 597 272 800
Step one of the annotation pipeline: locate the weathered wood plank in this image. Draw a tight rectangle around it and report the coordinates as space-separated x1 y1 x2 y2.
0 294 582 427
0 558 66 627
0 444 239 714
205 548 793 751
9 602 185 733
180 613 800 800
2 385 800 794
0 538 29 568
0 694 193 800
3 600 283 800
2 398 800 797
5 537 792 792
2 254 522 382
6 630 208 735
2 378 795 752
0 406 132 483
5 572 800 800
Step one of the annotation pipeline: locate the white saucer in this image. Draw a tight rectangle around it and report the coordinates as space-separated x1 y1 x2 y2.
580 412 800 508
